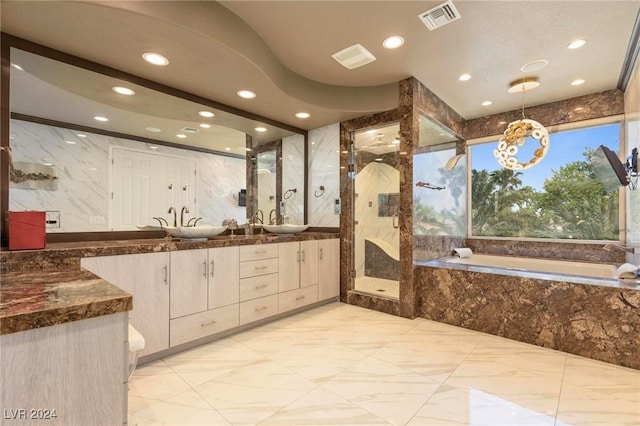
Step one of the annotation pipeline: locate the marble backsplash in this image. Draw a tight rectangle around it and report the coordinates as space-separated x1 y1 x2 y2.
282 134 305 224
9 119 246 232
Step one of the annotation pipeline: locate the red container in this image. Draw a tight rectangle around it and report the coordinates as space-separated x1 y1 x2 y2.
7 211 46 250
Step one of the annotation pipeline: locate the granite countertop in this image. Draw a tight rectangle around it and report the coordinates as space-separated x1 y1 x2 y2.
0 270 133 335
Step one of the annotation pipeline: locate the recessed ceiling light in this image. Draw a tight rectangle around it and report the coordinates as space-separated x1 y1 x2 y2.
255 127 267 132
176 134 187 139
382 36 405 49
77 134 87 138
198 111 215 118
567 39 586 50
237 90 256 99
94 116 109 122
199 123 211 129
375 158 383 162
481 100 492 106
458 73 471 81
225 147 231 151
148 145 159 150
520 59 549 73
112 86 135 96
90 167 98 171
571 79 585 86
11 63 23 71
65 140 76 145
145 127 162 133
295 112 311 119
142 52 169 66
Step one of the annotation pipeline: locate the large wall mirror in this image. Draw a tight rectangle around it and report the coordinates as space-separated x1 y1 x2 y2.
4 38 307 237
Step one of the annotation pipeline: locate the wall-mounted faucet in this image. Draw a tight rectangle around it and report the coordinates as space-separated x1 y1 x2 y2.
167 207 177 227
180 206 190 227
603 243 636 254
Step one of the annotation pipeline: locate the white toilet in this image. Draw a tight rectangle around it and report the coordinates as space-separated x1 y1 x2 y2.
128 324 145 377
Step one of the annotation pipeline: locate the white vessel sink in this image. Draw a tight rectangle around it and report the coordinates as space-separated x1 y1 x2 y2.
262 224 309 235
165 225 227 239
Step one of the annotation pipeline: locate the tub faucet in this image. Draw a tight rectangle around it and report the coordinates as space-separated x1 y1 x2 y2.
167 207 177 227
180 206 190 227
603 243 636 254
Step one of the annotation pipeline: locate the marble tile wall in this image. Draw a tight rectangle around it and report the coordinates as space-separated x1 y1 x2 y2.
624 52 640 265
9 120 246 232
354 162 400 277
308 123 340 227
282 134 305 225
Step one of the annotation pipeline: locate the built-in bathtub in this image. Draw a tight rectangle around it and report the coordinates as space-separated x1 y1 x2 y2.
446 253 619 282
415 254 640 369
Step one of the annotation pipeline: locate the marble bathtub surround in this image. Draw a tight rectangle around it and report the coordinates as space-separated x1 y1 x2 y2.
414 264 640 370
0 269 132 334
464 237 627 264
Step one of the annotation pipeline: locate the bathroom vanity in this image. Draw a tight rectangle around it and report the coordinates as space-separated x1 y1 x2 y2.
0 231 340 425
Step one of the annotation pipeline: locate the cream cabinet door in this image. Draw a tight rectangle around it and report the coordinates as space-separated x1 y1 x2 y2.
299 240 319 288
170 248 209 318
81 252 170 357
318 238 340 300
278 241 300 292
208 246 240 309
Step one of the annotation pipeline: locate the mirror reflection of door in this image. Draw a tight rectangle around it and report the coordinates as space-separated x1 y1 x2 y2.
352 122 401 299
111 147 196 230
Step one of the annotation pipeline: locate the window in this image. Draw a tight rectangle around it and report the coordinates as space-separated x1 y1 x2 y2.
470 122 622 240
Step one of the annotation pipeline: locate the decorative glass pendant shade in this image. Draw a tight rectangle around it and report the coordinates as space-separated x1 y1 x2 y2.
494 77 550 170
494 118 550 170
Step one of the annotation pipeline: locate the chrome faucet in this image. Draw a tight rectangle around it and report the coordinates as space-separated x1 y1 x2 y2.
253 209 264 224
152 216 168 228
180 206 190 227
603 243 636 254
186 217 202 227
269 209 278 225
167 207 177 227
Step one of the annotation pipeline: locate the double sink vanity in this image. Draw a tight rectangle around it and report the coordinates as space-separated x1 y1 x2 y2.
0 230 339 425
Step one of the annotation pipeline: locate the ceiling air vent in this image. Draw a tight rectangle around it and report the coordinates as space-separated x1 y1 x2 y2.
332 43 376 70
419 0 461 31
180 127 199 134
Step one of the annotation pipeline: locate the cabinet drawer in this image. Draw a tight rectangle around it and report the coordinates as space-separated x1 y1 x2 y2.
240 244 278 262
278 285 318 314
239 273 278 302
239 294 278 325
239 258 278 279
170 304 239 347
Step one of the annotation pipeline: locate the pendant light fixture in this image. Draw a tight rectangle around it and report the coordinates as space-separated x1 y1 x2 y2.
494 77 550 170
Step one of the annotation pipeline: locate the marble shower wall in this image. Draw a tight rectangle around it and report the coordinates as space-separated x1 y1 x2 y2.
354 162 400 278
282 134 305 225
9 120 246 232
308 123 340 227
624 52 640 265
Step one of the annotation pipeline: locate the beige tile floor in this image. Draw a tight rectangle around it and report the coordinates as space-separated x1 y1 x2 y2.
128 302 640 426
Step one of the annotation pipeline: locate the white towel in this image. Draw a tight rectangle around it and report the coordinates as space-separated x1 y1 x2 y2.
453 248 473 258
616 263 639 279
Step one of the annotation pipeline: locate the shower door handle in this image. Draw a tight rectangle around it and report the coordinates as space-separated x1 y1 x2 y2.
392 213 399 229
